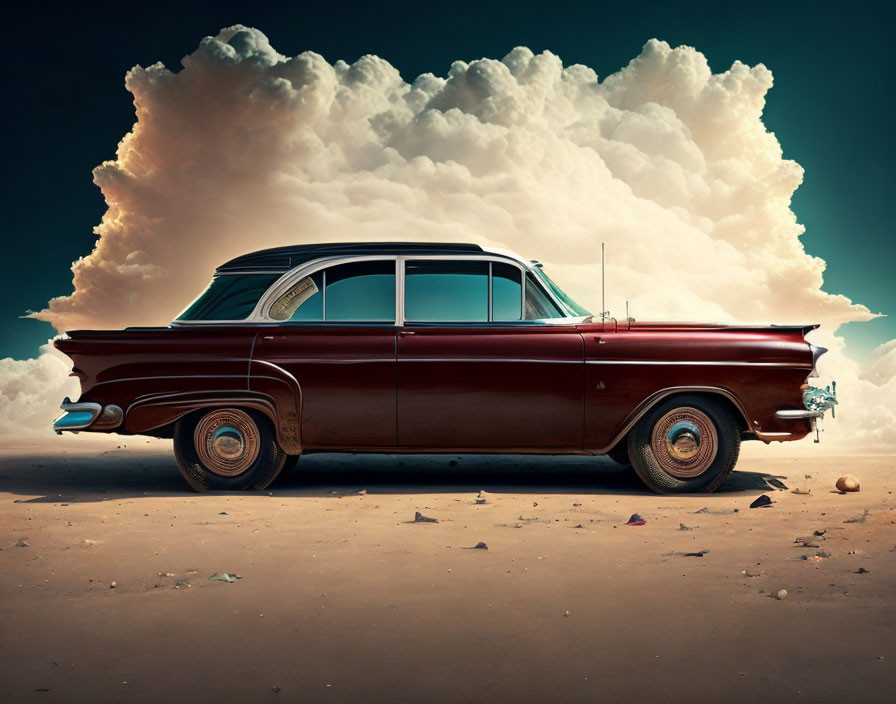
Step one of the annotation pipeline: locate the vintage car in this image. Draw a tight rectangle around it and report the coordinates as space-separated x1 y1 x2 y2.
53 242 834 493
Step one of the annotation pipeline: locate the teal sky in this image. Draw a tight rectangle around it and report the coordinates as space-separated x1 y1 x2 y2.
2 0 893 362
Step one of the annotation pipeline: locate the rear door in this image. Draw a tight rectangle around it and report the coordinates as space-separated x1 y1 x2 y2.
396 258 584 450
252 259 398 449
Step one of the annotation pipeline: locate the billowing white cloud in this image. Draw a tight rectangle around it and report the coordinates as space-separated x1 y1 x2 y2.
2 26 893 450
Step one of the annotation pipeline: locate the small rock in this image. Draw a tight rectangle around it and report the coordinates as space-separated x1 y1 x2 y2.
855 567 870 574
791 488 811 495
835 475 860 493
843 509 869 524
110 581 117 589
15 538 29 548
564 610 570 617
813 529 827 536
750 495 773 509
683 550 710 557
474 498 487 504
679 523 693 531
209 572 241 582
533 502 538 507
472 542 488 550
219 512 228 515
625 513 646 526
414 512 438 523
776 589 788 600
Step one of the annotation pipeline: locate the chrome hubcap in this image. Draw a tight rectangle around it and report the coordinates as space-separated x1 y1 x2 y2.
651 407 718 478
666 421 700 460
194 409 259 477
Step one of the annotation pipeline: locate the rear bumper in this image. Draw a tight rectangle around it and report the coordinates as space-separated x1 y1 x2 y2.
53 398 123 434
53 401 102 433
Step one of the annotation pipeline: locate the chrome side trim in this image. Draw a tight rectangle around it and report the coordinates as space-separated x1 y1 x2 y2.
775 409 823 420
398 357 579 364
586 360 811 368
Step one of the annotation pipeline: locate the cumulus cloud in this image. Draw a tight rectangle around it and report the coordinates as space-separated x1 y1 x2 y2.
2 26 893 449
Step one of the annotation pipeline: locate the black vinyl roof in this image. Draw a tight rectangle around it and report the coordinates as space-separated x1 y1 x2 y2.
217 242 485 273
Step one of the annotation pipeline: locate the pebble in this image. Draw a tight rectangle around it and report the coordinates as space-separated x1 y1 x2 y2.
776 589 788 600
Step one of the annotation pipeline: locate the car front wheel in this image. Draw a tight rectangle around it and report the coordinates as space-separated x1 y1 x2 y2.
627 395 740 494
173 408 286 491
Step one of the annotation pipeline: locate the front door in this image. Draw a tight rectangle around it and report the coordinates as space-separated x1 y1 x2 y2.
396 259 584 450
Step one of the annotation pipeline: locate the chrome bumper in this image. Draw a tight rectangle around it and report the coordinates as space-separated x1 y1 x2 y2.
775 409 823 420
53 399 102 433
53 398 123 434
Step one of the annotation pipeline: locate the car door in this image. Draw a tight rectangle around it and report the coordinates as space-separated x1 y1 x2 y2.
396 258 584 450
252 259 398 449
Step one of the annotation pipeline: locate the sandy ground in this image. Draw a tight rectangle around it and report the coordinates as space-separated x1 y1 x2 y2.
0 442 894 703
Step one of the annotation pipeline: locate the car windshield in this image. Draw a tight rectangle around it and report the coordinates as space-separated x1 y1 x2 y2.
176 273 282 321
531 265 591 317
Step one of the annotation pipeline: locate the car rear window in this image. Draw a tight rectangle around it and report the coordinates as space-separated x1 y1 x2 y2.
176 274 281 321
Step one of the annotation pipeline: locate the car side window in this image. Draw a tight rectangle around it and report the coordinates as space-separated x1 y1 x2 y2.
525 273 563 320
405 260 489 322
325 261 395 321
268 261 395 322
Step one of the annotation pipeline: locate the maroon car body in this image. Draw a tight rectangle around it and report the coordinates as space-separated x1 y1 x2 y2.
53 242 827 493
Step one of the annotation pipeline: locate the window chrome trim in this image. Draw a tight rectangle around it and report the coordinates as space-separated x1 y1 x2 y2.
172 250 576 326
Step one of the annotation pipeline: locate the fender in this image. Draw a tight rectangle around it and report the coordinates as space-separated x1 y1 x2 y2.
248 358 303 455
125 389 300 454
597 385 753 454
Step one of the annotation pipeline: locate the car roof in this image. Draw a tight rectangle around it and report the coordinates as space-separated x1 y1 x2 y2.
216 242 489 273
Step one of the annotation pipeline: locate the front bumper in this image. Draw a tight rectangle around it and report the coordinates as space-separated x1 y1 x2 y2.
774 409 823 420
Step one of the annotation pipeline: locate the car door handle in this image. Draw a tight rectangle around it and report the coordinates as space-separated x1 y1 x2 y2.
593 337 606 344
262 336 274 341
399 330 416 337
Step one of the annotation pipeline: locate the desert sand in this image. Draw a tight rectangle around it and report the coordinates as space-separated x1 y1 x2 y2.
0 443 894 703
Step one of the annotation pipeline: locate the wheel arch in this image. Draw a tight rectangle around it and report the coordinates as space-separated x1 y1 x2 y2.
600 386 751 455
124 390 301 454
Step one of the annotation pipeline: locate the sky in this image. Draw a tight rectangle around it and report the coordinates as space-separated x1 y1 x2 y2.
1 0 893 362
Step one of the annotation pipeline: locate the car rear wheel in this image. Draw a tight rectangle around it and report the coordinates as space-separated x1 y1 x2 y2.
173 408 286 491
627 395 740 494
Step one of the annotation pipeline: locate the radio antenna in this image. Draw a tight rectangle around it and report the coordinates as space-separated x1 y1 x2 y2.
601 242 606 320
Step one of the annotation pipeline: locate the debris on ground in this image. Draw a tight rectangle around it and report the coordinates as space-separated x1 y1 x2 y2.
625 513 646 526
679 523 694 531
532 502 538 507
683 550 710 557
835 475 861 493
209 572 242 582
219 512 228 515
468 542 488 550
843 509 869 524
517 516 538 522
742 570 762 577
15 538 29 547
791 488 812 495
695 507 709 514
750 495 773 509
474 498 487 504
855 567 870 574
813 529 827 536
776 589 788 600
794 538 821 548
414 512 438 523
